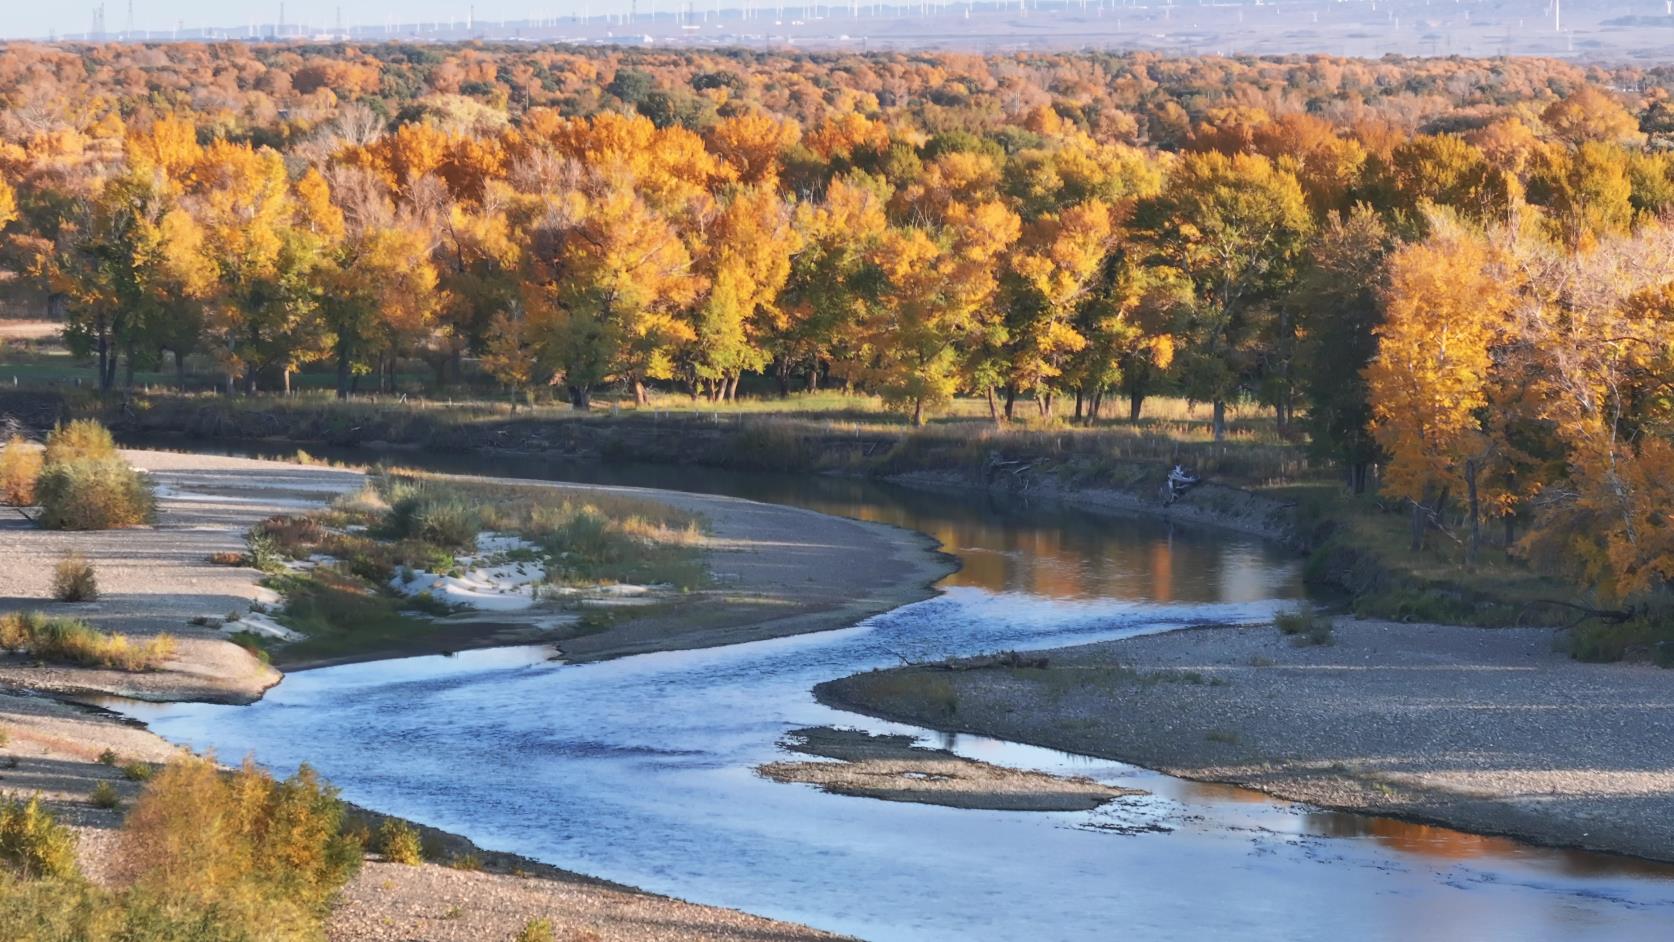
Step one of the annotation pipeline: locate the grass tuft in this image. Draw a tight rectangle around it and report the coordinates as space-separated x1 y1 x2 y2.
50 553 99 602
1275 604 1333 646
514 917 557 942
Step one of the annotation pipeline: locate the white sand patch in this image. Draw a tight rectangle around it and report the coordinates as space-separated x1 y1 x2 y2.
221 612 304 642
284 554 341 572
388 532 548 612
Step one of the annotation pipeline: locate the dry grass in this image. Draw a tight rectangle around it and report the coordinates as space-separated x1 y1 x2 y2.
0 611 175 671
0 435 41 505
50 553 98 602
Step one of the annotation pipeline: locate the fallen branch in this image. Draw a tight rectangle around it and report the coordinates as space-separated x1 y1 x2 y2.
1517 599 1634 629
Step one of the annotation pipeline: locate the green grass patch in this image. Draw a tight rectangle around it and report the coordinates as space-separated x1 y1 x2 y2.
261 569 440 664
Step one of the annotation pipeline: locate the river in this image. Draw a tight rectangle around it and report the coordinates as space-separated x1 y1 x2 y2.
115 444 1674 941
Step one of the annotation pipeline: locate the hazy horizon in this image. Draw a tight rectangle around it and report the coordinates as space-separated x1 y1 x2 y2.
8 0 1674 62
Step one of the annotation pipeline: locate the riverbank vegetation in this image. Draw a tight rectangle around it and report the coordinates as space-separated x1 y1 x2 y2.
0 756 360 942
0 612 174 671
240 470 707 662
2 46 1673 657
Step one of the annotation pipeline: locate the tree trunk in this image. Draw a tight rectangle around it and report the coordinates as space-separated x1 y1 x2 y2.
122 344 135 389
283 367 293 396
1353 462 1369 496
1504 514 1516 552
1129 390 1144 423
1409 499 1425 553
632 378 649 406
1073 389 1084 422
986 386 1000 425
726 373 740 401
1089 389 1103 423
96 331 111 393
1003 386 1017 421
175 350 187 390
912 397 924 426
775 358 791 398
1211 400 1227 441
568 384 591 410
805 361 819 392
336 338 353 401
1465 457 1481 566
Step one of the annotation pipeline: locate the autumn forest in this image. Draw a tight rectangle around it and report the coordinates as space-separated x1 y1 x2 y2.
1 43 1674 609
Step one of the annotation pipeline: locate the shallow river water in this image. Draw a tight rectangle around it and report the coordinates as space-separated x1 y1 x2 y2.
117 446 1674 941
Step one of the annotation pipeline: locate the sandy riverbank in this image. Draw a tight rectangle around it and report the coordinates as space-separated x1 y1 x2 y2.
819 618 1674 863
0 447 953 940
758 725 1139 811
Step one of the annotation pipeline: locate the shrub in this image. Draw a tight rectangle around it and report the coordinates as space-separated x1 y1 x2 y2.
0 796 80 879
0 612 176 671
449 852 482 871
1 758 362 942
118 756 361 921
97 749 118 766
1566 615 1674 667
514 917 557 942
243 529 286 574
375 819 423 865
387 493 480 550
42 420 118 465
1275 605 1333 646
35 458 155 530
89 781 121 811
252 514 326 559
121 763 153 783
50 554 99 602
0 436 42 505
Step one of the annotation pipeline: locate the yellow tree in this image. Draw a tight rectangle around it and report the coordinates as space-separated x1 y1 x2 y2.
525 170 699 408
687 186 800 401
1515 225 1674 601
305 166 440 397
1366 218 1513 554
867 199 1020 425
1006 198 1115 417
0 173 17 233
776 174 891 394
192 140 318 393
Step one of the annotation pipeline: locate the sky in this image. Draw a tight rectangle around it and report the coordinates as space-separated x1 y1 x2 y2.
5 2 620 40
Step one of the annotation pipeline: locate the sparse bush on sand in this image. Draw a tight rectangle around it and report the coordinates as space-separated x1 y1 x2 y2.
375 819 423 865
50 553 98 602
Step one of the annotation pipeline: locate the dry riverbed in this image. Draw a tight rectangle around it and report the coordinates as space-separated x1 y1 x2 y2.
819 618 1674 863
0 448 955 940
759 725 1139 811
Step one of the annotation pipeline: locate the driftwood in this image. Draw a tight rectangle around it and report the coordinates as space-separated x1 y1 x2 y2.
922 650 1051 671
1517 599 1635 630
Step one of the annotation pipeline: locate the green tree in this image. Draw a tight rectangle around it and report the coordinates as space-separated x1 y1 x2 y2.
1132 152 1313 439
